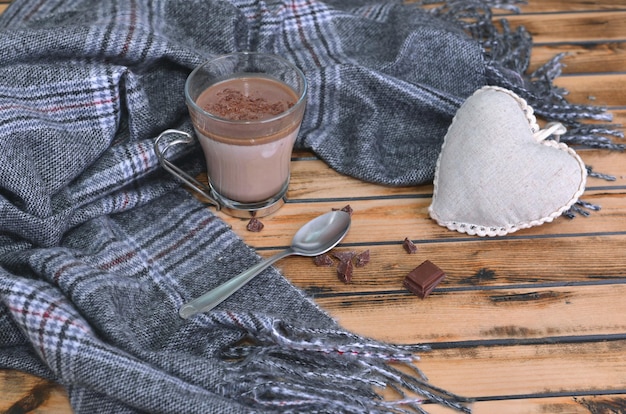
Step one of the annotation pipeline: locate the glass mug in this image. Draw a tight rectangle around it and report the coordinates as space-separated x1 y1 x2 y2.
155 52 307 218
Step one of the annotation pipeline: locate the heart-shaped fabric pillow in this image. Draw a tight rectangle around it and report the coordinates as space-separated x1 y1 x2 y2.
429 86 587 237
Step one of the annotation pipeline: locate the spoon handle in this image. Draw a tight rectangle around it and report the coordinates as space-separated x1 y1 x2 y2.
179 248 294 319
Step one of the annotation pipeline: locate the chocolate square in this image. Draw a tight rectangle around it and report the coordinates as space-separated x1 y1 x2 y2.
403 260 446 299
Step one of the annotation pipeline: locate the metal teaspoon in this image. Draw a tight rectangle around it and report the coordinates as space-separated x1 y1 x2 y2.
179 210 352 319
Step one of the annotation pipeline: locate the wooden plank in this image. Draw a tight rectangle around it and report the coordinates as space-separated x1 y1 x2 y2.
417 0 626 14
287 160 429 199
318 284 626 343
278 235 626 292
0 371 70 414
217 192 626 250
530 42 626 75
427 395 626 414
503 12 626 44
517 1 626 13
577 148 626 184
286 149 626 201
413 341 626 400
554 73 626 107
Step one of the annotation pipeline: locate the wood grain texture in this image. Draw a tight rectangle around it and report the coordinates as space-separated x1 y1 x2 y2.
0 370 71 413
318 284 626 343
530 42 626 75
287 149 625 200
504 12 626 43
517 1 626 13
554 73 626 106
1 0 625 413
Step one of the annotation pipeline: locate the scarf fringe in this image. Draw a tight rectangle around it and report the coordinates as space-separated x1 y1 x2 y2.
210 311 472 413
424 1 624 152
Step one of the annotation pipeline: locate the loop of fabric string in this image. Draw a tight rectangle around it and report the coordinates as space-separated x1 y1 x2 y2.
534 121 567 142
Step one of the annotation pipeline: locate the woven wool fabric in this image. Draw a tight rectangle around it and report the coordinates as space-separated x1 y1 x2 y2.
0 0 619 413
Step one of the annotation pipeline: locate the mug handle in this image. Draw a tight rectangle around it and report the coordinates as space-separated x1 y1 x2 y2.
154 129 221 210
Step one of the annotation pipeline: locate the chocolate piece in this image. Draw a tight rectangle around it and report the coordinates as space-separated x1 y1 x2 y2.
337 259 354 284
246 217 264 232
203 85 295 121
333 204 354 216
403 260 446 299
314 253 334 267
403 237 417 254
354 249 370 267
333 250 356 263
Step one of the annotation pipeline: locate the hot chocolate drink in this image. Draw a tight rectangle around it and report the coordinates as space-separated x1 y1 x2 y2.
192 76 304 203
156 52 308 217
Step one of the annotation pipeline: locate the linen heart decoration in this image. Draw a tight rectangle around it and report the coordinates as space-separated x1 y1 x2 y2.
429 86 587 237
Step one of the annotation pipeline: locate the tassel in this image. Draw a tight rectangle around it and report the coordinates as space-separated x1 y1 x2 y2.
419 1 622 152
208 311 473 413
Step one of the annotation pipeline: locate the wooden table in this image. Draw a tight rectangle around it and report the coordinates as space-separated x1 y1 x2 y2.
1 1 625 413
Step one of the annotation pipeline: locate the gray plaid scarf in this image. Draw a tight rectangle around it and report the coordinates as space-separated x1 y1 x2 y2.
0 0 618 413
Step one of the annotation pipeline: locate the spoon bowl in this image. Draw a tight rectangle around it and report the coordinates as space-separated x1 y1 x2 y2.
179 210 351 319
290 210 352 255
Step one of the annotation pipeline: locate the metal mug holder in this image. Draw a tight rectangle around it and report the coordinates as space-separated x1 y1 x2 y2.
154 129 285 218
